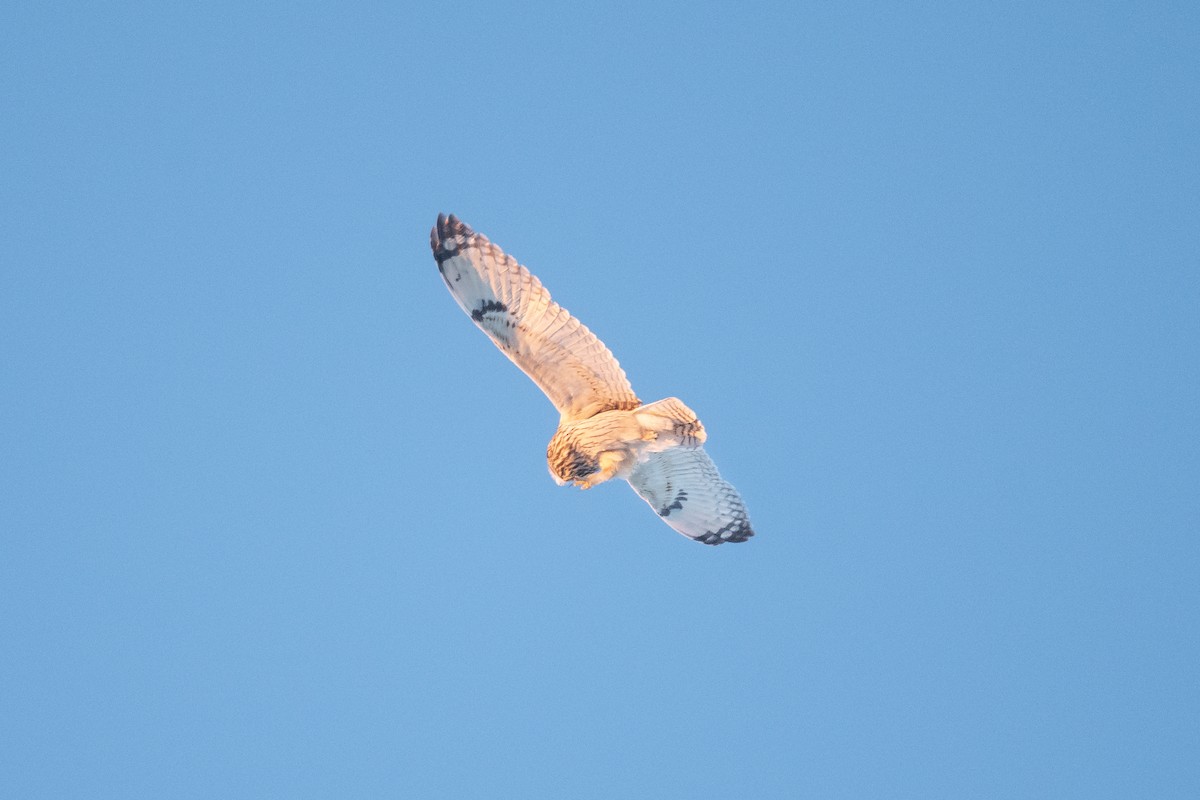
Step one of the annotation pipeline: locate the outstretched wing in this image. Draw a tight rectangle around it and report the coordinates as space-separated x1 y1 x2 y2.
431 214 641 422
627 446 754 545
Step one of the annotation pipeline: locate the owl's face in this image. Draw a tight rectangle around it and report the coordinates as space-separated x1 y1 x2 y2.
546 437 599 486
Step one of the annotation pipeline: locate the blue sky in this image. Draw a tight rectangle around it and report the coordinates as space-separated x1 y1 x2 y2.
3 2 1198 797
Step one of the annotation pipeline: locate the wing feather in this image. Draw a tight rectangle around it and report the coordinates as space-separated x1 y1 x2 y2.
431 214 640 421
627 447 754 545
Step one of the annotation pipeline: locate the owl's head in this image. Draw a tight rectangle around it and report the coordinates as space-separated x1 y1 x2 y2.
546 428 598 486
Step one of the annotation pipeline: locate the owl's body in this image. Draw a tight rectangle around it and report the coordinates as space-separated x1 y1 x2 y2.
431 213 754 545
546 397 704 488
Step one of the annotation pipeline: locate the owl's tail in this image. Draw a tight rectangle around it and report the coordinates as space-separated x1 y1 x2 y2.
634 397 707 448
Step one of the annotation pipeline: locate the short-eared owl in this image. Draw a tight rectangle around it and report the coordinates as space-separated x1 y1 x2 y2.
431 214 754 545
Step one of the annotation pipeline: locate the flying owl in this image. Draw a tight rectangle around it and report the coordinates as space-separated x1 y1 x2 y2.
430 214 754 545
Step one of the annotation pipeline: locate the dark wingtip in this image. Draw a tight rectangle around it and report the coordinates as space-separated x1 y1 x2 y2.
432 212 468 262
437 213 471 239
430 213 477 264
696 521 755 545
725 521 755 543
730 525 755 543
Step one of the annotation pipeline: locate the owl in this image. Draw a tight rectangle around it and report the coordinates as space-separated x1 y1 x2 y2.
431 214 754 545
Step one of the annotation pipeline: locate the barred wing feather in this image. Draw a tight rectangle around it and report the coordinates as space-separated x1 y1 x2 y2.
627 447 754 545
430 214 640 422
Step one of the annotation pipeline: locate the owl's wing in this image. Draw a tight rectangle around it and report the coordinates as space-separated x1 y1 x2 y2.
627 446 754 545
431 214 641 422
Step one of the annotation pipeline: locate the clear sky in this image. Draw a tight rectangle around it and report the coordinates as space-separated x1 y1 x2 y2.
3 2 1198 797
